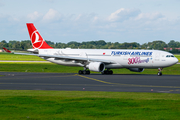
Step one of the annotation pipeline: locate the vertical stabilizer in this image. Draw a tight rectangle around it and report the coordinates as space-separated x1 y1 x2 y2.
26 23 53 49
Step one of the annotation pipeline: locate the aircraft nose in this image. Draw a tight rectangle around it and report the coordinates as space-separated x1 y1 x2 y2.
174 57 179 64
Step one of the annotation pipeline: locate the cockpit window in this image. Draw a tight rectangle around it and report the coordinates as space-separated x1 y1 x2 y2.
166 55 175 57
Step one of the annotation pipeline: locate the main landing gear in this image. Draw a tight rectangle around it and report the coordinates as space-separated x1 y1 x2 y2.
157 68 163 76
101 69 113 75
78 70 90 75
78 69 113 75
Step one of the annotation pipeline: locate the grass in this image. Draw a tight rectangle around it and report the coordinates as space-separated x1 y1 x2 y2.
0 90 180 120
0 62 82 73
0 53 44 61
0 62 180 75
175 54 180 61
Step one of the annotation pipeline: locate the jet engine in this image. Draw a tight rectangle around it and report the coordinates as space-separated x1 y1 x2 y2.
87 62 105 72
128 68 144 72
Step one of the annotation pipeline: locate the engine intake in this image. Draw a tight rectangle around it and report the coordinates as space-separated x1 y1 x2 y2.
87 62 105 72
128 68 144 72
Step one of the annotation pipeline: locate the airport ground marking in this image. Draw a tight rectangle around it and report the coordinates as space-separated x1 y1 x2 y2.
77 74 115 85
77 74 180 89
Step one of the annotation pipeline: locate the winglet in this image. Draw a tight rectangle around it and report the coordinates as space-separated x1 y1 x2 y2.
3 47 11 53
26 23 53 49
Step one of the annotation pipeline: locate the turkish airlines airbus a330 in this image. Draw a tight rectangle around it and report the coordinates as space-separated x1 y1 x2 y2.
8 23 179 76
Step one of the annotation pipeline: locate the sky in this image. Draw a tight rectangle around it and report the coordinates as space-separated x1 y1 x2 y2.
0 0 180 44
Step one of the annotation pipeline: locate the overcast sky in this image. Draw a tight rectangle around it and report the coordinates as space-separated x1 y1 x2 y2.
0 0 180 44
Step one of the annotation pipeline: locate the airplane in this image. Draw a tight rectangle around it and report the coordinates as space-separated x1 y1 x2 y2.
5 23 179 76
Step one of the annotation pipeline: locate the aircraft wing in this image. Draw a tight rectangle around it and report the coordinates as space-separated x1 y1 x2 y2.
14 52 116 64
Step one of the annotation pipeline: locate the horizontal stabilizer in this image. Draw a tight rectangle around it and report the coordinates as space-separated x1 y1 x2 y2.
3 47 11 53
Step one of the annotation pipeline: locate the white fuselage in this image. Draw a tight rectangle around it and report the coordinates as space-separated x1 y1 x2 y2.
38 48 178 69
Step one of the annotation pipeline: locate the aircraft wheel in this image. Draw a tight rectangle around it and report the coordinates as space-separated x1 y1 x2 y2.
101 70 113 75
157 72 162 76
104 70 108 74
106 70 113 75
82 70 90 75
101 70 107 75
78 70 83 75
83 70 87 74
86 70 90 75
105 70 108 74
109 70 113 75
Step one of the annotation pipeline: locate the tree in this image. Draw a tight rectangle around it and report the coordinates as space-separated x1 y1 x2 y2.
1 39 179 53
45 40 55 48
168 40 179 48
0 40 8 48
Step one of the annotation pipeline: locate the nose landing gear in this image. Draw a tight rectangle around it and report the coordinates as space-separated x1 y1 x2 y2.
157 68 163 76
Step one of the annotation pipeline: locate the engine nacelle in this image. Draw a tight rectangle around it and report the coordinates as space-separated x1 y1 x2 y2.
128 68 144 72
87 62 105 72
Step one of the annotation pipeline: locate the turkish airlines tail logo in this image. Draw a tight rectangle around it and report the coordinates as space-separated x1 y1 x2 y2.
26 23 53 49
34 33 40 43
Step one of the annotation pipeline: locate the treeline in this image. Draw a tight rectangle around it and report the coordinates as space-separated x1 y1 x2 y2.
0 40 180 53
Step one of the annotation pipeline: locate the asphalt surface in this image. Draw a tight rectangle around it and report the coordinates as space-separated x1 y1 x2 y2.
0 72 180 93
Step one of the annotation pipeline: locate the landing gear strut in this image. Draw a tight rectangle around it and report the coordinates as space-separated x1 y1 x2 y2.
157 68 163 76
78 70 90 75
101 69 113 75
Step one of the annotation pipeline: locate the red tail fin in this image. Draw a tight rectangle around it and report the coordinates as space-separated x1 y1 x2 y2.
3 47 11 53
26 23 53 49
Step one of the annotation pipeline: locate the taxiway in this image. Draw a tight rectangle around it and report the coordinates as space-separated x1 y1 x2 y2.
0 72 180 93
